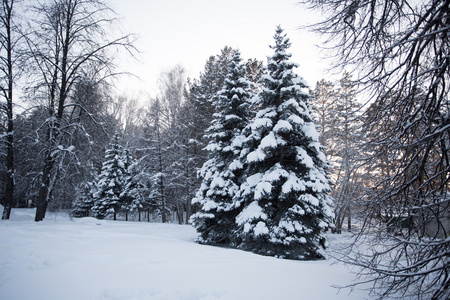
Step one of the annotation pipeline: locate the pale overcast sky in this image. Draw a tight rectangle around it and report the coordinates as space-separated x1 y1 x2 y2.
108 0 329 96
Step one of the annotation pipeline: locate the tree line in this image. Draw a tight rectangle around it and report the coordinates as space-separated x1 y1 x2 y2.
71 47 265 224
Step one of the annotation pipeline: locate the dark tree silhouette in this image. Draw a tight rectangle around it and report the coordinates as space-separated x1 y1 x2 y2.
303 0 450 298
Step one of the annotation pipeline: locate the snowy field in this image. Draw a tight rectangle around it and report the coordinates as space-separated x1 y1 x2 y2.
0 207 375 300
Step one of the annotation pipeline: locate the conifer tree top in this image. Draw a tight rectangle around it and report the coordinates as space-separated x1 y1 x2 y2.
270 26 292 59
261 26 308 108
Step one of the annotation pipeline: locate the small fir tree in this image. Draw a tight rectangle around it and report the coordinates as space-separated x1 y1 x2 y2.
191 49 255 244
231 27 333 260
71 182 96 218
121 156 150 220
92 134 127 220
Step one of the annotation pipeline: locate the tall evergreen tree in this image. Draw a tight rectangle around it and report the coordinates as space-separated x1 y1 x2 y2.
92 133 127 220
191 49 255 244
188 47 235 159
231 27 333 260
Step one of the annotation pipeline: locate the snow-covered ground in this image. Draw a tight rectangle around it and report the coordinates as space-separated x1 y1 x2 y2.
0 207 374 300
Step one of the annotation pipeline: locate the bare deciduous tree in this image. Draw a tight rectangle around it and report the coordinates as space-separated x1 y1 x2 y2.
142 98 169 223
0 0 21 219
303 0 450 298
24 0 135 221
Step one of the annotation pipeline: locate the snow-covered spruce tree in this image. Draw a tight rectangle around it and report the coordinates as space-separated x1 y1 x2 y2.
92 134 127 220
71 182 96 218
231 27 333 260
120 146 138 220
191 49 255 244
121 155 151 221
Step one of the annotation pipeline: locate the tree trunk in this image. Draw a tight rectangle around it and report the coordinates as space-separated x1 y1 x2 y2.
333 207 344 234
1 0 14 220
176 203 183 224
2 124 14 220
347 207 352 232
35 152 55 221
161 197 166 223
35 200 48 222
185 199 191 224
35 0 69 222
